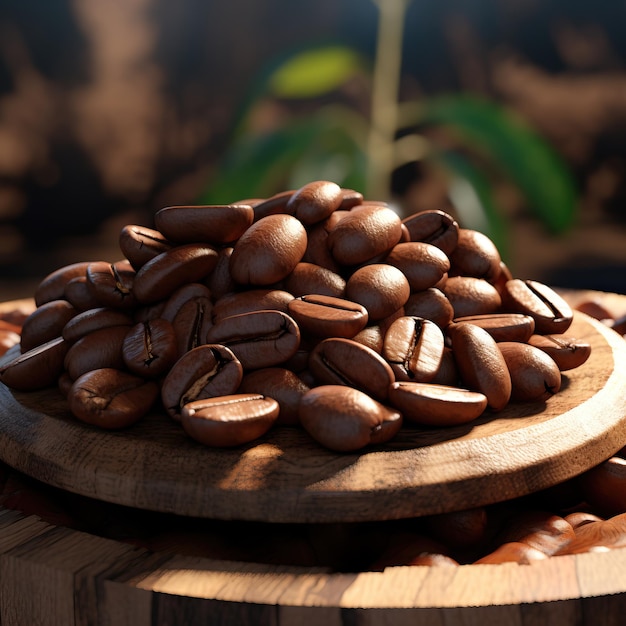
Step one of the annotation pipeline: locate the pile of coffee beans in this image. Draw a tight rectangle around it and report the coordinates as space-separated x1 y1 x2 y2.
0 180 592 452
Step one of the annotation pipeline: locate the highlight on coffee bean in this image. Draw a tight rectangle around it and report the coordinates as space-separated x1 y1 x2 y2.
0 181 592 452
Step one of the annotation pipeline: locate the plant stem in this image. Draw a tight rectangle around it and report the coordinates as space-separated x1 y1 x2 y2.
367 0 411 200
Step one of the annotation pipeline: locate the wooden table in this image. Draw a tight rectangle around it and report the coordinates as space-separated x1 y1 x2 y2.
1 290 626 625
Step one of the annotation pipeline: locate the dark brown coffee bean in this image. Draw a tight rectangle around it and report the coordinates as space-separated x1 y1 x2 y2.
62 307 134 344
345 264 410 321
443 276 502 318
122 318 178 378
64 326 128 380
351 325 384 353
453 313 536 343
527 334 591 371
181 393 279 447
501 279 573 334
308 338 395 401
286 180 343 225
385 242 450 291
229 214 307 285
204 247 237 301
388 382 487 426
171 297 214 358
401 210 459 256
161 344 243 420
578 457 626 517
498 341 561 402
301 213 344 273
299 385 402 452
212 289 294 324
283 262 346 298
118 225 173 270
0 336 68 391
68 368 159 429
86 260 137 309
154 204 254 244
449 229 501 281
64 276 103 311
447 322 512 411
337 188 364 210
250 190 295 221
20 300 78 352
34 261 90 307
403 288 454 329
383 316 444 383
287 294 368 338
133 243 219 304
160 283 213 323
206 310 300 370
327 205 402 266
238 367 310 426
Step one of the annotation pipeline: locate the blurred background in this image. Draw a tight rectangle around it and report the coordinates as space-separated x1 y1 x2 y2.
0 0 625 300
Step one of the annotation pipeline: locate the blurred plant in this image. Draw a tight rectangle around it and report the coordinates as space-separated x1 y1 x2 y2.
199 1 578 257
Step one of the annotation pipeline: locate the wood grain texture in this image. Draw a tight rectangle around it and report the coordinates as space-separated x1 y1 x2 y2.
1 312 626 523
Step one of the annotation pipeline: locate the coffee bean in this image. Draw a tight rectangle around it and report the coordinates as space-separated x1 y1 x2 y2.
122 318 178 378
119 225 173 270
443 276 502 318
288 294 368 339
449 228 501 281
401 209 459 256
286 180 343 225
527 334 591 371
453 313 536 343
20 299 78 352
34 261 91 307
385 241 450 291
86 260 137 309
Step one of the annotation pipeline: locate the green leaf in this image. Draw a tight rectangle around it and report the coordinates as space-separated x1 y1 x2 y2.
199 109 368 204
418 96 579 234
268 46 366 99
434 149 509 260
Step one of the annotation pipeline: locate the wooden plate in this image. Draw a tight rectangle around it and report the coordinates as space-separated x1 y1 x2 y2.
1 312 626 523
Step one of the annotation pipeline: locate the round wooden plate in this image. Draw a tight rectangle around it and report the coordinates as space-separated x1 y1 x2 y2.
1 312 626 523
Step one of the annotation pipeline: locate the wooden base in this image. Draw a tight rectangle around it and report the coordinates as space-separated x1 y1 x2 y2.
2 503 626 625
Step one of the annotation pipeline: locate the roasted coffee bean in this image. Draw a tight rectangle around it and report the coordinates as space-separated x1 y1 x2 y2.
501 279 573 334
429 347 460 386
493 510 575 556
401 209 459 256
62 307 134 344
86 260 137 309
383 316 444 383
555 513 626 555
338 188 364 210
118 225 173 270
250 189 295 221
133 243 219 304
403 288 454 329
327 205 402 266
283 262 346 298
299 385 402 452
345 264 410 321
564 512 605 530
155 204 254 244
238 367 310 426
308 338 395 401
497 341 561 402
212 289 294 324
0 336 68 391
288 294 368 339
20 299 78 352
578 456 626 517
449 228 501 281
122 318 178 378
68 367 159 429
452 313 536 343
64 276 103 311
388 382 488 426
34 261 91 307
286 180 343 225
351 325 384 353
206 310 300 370
301 214 344 273
527 334 591 371
447 322 512 411
160 283 212 323
492 260 515 295
384 241 450 292
204 247 237 301
181 393 279 447
474 541 548 564
161 344 243 420
229 214 307 285
64 326 128 380
443 276 502 318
